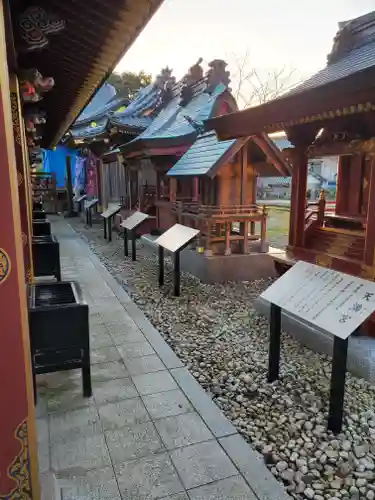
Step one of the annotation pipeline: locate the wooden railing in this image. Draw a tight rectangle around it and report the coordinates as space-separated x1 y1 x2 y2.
172 202 266 219
172 201 268 255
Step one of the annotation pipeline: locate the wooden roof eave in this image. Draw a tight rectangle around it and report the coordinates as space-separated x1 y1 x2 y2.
120 131 198 158
251 134 292 176
205 66 375 140
48 0 164 147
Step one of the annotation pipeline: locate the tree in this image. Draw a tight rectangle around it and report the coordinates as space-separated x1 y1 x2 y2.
107 70 152 99
229 50 303 109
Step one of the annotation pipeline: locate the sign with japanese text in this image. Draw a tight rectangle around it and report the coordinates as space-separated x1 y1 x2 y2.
261 261 375 339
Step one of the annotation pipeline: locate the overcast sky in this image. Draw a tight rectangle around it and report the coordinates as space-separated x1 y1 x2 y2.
116 0 375 84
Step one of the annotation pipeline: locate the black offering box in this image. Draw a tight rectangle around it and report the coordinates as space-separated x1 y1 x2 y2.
33 219 51 236
33 200 43 211
28 281 92 401
32 235 61 281
33 210 47 220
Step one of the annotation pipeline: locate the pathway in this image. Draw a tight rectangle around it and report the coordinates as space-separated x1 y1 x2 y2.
36 217 290 500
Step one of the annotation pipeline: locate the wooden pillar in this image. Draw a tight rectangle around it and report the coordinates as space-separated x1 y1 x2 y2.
288 148 308 248
192 176 199 202
0 6 40 497
138 168 143 210
155 171 160 228
240 145 247 204
335 156 347 215
66 156 74 216
96 158 103 210
9 74 33 282
242 220 249 254
224 222 231 255
170 177 177 202
364 158 375 266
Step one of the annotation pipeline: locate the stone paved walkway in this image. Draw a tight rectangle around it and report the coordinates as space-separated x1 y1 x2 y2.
36 217 290 500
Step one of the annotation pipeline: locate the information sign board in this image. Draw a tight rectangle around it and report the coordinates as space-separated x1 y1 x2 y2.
260 261 375 434
101 204 121 219
261 260 375 339
121 212 149 260
155 224 200 296
121 211 149 231
154 224 200 254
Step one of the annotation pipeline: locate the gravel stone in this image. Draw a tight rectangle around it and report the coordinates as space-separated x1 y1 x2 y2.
71 220 375 500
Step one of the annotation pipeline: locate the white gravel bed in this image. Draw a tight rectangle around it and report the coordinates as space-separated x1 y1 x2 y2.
72 222 375 500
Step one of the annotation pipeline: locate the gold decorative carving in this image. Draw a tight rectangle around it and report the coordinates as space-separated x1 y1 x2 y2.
10 92 21 146
0 248 11 284
17 172 23 186
0 420 32 499
21 232 27 246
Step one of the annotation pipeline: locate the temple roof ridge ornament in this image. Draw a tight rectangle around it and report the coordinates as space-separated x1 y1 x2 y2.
327 10 375 64
179 58 204 106
154 66 176 91
205 59 231 94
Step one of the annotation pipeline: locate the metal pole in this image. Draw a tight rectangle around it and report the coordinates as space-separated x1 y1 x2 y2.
267 303 282 382
103 217 107 239
173 251 181 297
158 246 164 286
328 337 348 434
131 230 136 261
124 228 128 257
108 217 112 242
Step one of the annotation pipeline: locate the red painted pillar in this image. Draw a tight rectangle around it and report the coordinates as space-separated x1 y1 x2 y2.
288 148 308 248
0 11 39 499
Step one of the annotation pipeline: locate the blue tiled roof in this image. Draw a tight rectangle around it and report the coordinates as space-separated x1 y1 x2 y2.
71 116 109 138
288 40 375 95
127 83 228 147
75 83 117 123
71 82 161 139
167 131 236 177
110 115 152 130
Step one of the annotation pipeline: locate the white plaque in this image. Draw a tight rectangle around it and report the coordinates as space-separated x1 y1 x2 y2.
121 211 149 231
101 204 121 218
261 261 375 339
155 224 200 253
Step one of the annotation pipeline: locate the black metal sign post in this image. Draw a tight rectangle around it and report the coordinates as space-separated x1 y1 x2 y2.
123 228 129 257
131 231 136 260
121 212 150 261
328 337 349 434
267 303 282 383
85 199 98 228
265 302 350 434
158 246 164 286
155 224 200 297
260 260 375 435
173 251 181 297
75 194 87 214
101 205 121 243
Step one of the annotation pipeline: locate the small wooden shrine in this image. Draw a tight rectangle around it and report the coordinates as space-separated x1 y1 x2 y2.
0 0 163 497
114 59 291 281
167 131 290 259
207 10 375 329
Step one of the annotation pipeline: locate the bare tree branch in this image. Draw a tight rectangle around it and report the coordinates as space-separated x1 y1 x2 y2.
228 51 303 108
